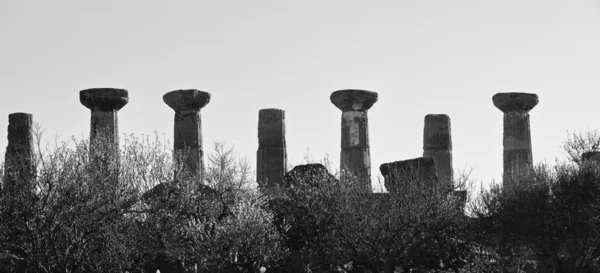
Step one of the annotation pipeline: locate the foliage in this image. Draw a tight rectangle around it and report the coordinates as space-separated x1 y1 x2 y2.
9 127 600 273
126 140 286 273
0 131 158 273
268 167 472 273
562 129 600 164
472 162 600 272
0 131 285 273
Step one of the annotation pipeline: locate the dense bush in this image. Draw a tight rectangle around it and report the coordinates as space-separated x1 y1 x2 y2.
268 166 472 273
5 128 600 273
0 133 284 273
472 162 600 273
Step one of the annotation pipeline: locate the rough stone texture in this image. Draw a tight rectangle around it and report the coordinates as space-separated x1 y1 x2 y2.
423 114 453 190
330 89 378 112
163 89 210 181
3 113 36 194
283 163 338 188
80 88 128 145
492 92 539 113
331 89 377 191
379 158 438 194
164 89 210 112
493 92 538 184
257 109 287 189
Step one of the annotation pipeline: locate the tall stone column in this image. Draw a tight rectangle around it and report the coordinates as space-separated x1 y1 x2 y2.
331 89 378 191
423 114 453 190
163 89 210 182
257 108 287 190
493 92 538 184
80 88 129 154
3 113 36 194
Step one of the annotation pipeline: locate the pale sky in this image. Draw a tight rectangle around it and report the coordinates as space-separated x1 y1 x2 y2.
1 0 600 192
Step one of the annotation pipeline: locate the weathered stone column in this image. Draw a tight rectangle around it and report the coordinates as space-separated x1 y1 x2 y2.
379 158 438 195
331 89 378 191
423 114 453 190
2 113 36 194
493 92 538 184
80 88 128 153
257 108 287 190
163 89 210 182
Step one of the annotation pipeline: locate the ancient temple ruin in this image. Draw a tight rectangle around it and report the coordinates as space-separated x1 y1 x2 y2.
2 89 540 195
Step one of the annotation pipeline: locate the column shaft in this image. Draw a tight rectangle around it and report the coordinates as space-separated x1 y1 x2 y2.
257 109 287 189
340 111 371 185
503 112 533 179
173 110 203 178
90 109 119 146
423 114 453 190
3 113 35 194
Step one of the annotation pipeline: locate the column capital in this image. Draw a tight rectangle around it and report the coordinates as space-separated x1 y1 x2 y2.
493 92 538 113
80 88 128 111
163 89 211 112
330 89 378 112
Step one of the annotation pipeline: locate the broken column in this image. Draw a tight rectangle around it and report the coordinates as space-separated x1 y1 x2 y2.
330 89 378 191
2 113 36 194
423 114 453 190
257 108 287 190
379 158 438 195
80 88 129 158
163 89 210 182
283 163 338 188
582 151 600 164
579 151 600 174
493 92 538 184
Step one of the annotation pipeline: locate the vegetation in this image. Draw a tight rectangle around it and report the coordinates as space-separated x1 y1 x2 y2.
2 129 600 272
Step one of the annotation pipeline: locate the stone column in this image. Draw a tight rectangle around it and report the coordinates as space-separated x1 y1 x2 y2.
379 158 438 195
330 89 378 191
493 92 538 184
163 89 210 182
257 108 287 190
423 114 453 190
80 88 129 154
3 113 36 194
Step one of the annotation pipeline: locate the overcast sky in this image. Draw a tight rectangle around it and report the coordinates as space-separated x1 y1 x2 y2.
1 0 600 192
